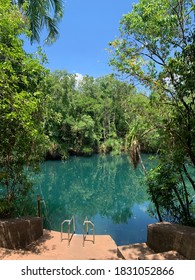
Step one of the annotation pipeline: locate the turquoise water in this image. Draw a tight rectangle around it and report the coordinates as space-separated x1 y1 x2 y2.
34 154 157 245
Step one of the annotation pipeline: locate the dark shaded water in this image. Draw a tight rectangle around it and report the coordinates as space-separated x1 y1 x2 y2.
33 154 157 245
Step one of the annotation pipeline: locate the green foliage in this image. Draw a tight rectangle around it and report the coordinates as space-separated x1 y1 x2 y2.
12 0 64 44
146 158 195 225
100 138 122 155
0 1 49 218
45 72 145 157
2 0 195 228
110 0 195 226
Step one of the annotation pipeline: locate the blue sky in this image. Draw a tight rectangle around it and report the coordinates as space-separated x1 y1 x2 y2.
23 0 135 78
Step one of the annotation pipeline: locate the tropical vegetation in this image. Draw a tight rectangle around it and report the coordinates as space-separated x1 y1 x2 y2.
109 0 195 225
0 0 48 216
0 0 194 227
12 0 63 43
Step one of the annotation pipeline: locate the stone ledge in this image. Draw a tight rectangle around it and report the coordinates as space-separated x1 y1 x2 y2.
147 222 195 260
0 217 43 249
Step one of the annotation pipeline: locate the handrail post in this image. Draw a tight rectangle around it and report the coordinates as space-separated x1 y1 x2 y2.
61 216 75 246
73 216 76 233
68 222 70 246
83 217 95 246
37 195 41 217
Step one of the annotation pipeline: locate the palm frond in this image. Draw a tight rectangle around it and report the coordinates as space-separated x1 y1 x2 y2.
25 0 43 43
44 15 59 44
12 0 25 10
12 0 64 44
49 0 63 18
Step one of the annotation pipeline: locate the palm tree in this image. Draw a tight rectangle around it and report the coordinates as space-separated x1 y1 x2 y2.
12 0 63 44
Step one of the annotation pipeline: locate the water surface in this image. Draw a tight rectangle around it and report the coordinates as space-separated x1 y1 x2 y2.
34 154 157 245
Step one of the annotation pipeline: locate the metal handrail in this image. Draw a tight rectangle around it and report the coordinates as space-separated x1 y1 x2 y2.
82 216 95 246
61 216 76 246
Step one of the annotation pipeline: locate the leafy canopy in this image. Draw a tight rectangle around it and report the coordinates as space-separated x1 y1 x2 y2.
0 0 49 217
110 0 195 225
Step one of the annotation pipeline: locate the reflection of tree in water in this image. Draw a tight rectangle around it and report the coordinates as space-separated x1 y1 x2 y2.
34 154 154 230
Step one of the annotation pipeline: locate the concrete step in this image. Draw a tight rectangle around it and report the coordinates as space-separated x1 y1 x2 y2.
117 242 186 260
117 242 154 260
138 250 186 260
